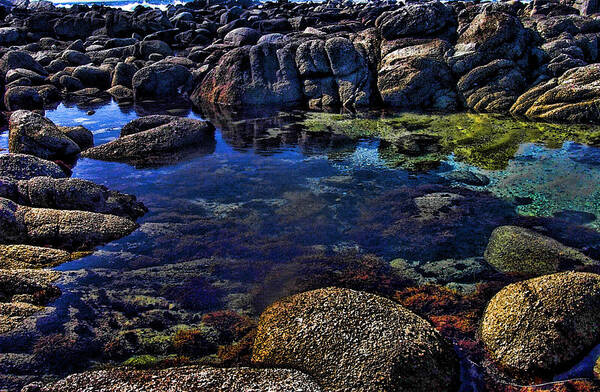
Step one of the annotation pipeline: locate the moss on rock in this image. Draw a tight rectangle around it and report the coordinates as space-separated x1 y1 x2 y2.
484 226 595 276
480 272 600 382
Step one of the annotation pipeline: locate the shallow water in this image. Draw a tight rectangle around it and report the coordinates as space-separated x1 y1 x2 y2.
3 101 600 388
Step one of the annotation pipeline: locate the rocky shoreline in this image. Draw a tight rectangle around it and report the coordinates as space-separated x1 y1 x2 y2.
2 0 600 390
0 0 599 120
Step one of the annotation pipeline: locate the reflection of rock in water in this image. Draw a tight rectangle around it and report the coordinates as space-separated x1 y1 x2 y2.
199 102 359 157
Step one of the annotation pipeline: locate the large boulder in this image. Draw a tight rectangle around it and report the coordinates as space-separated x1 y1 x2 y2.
3 86 43 111
132 63 192 100
9 110 80 160
448 9 529 76
378 39 456 110
375 2 456 41
484 225 595 275
34 366 322 392
0 50 47 77
82 117 215 167
72 65 111 89
0 244 72 268
0 197 138 250
457 59 527 113
0 176 147 220
252 287 459 392
193 41 303 106
511 63 600 122
0 154 66 180
480 272 600 381
223 27 261 46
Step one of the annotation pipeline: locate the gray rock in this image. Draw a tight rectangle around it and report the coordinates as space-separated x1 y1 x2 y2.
0 154 66 180
223 27 261 46
0 197 138 250
34 366 322 392
132 63 192 100
3 86 43 111
9 110 80 160
252 287 459 392
72 65 111 89
82 117 215 167
481 272 600 381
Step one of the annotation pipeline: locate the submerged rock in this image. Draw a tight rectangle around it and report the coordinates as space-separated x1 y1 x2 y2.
252 287 459 392
33 366 322 392
0 154 66 181
484 225 595 275
480 272 600 381
9 111 80 160
82 117 215 167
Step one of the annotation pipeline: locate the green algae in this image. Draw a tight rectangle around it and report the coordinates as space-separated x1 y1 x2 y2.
123 354 161 368
299 112 600 170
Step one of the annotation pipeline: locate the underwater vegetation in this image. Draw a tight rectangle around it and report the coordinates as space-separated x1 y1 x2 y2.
299 112 600 170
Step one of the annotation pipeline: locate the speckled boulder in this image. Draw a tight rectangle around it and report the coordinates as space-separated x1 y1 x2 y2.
484 225 595 275
0 244 72 268
480 272 600 381
34 366 322 392
0 197 138 250
252 287 459 392
0 154 66 180
9 110 80 160
511 63 600 122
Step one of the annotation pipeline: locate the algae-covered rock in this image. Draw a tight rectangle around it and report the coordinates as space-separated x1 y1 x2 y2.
480 272 600 381
0 244 73 268
0 154 66 181
252 287 459 392
34 366 323 392
484 225 595 275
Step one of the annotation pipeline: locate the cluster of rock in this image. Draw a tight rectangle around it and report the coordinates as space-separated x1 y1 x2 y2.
1 0 600 121
0 110 150 344
30 273 600 391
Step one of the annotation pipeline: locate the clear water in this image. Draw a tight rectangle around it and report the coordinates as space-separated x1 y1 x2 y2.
3 100 600 389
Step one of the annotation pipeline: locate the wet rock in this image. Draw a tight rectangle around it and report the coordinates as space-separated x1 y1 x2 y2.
120 114 179 136
0 176 147 220
0 154 66 180
132 63 192 100
3 86 43 111
82 117 215 167
0 268 58 305
106 85 133 101
223 27 261 46
0 244 72 268
484 225 595 275
34 366 322 392
480 272 600 381
9 110 80 160
252 287 459 392
324 37 371 107
0 197 139 250
511 63 600 122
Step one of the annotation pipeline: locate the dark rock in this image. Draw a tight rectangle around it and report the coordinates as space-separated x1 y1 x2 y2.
72 65 111 89
0 154 66 180
4 86 43 111
223 27 261 46
9 110 80 159
445 170 490 186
